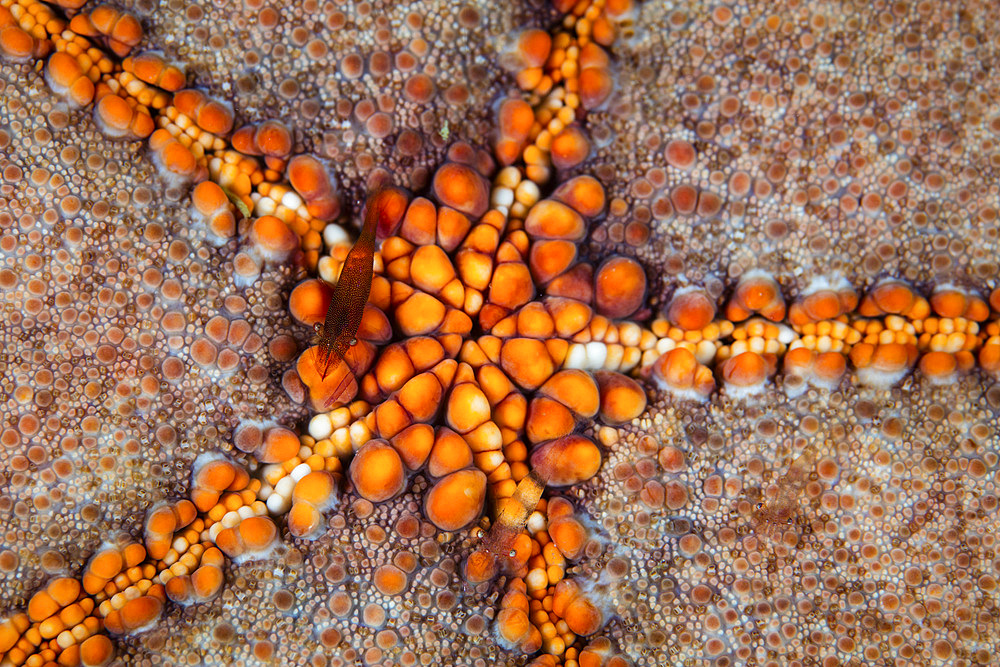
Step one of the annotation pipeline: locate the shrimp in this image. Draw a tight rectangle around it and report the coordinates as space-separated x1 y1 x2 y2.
753 443 819 538
313 188 388 380
481 469 548 558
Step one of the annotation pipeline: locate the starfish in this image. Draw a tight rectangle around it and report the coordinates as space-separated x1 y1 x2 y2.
3 0 1000 665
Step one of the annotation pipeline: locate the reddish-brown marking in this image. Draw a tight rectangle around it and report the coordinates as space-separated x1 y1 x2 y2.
315 189 391 379
481 469 547 558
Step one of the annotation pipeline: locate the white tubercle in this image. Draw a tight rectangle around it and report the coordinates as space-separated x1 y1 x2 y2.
323 223 349 248
309 413 334 440
266 493 291 515
290 462 312 482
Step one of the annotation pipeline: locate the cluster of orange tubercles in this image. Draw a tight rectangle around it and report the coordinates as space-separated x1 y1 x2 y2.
981 288 1000 378
291 156 662 567
295 295 395 411
528 637 632 667
0 578 113 667
92 82 154 139
122 51 185 91
190 181 239 243
67 4 139 56
286 155 342 220
1 522 230 667
43 50 97 107
47 19 119 107
247 428 345 529
231 120 293 172
211 516 278 563
1 0 64 55
0 443 301 664
247 214 299 264
642 275 1000 398
494 498 609 660
81 545 146 600
82 546 165 636
787 281 859 327
158 546 225 607
647 347 718 400
177 456 273 560
2 0 342 270
286 467 343 539
437 368 511 514
151 88 234 184
652 287 734 364
0 4 52 60
846 281 978 386
525 177 601 276
297 344 497 534
190 455 251 514
498 0 631 184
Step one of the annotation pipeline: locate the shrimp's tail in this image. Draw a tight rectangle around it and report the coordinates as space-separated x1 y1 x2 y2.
482 469 548 557
321 363 356 409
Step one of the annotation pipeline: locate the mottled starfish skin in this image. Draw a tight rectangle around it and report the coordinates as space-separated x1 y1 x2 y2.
2 2 1000 667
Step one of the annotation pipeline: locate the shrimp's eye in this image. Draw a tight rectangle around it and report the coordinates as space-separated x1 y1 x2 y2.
508 549 516 558
350 338 358 346
313 323 323 335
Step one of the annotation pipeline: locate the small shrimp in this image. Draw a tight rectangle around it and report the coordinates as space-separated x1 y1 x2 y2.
753 444 819 538
481 469 548 558
313 188 389 380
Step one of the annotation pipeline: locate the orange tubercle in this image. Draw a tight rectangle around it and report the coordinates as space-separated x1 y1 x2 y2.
423 469 487 531
432 162 490 219
726 271 786 322
349 439 406 503
667 287 716 331
594 256 646 320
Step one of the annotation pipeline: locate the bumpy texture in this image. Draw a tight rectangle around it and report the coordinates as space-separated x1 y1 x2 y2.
3 1 1000 666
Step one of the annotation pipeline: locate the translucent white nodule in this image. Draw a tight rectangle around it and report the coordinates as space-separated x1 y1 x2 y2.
308 413 333 440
